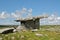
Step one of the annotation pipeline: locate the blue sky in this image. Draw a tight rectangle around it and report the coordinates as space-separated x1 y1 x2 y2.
0 0 60 25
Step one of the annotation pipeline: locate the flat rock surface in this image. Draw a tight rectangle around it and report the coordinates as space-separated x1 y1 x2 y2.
0 28 14 33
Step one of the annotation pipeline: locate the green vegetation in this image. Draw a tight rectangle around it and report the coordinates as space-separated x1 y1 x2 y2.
0 25 18 29
0 25 60 40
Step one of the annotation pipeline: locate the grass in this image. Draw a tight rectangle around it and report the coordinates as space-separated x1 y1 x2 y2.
0 25 60 40
0 25 18 29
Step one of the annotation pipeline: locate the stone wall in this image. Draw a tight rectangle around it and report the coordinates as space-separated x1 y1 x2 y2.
21 18 40 29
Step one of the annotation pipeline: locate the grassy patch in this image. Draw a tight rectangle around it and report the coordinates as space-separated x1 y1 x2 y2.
0 30 60 40
0 25 60 40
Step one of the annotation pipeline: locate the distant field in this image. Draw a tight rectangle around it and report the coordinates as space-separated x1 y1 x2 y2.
0 25 18 29
0 25 60 28
0 25 60 40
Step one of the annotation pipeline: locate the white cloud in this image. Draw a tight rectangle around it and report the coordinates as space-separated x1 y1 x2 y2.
21 7 27 14
0 12 10 19
57 17 60 20
11 8 33 19
40 14 60 25
28 8 32 13
15 8 27 15
0 8 33 25
0 8 32 19
11 12 19 18
27 8 32 18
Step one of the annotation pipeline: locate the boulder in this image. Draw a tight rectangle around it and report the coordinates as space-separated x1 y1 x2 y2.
0 28 14 34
